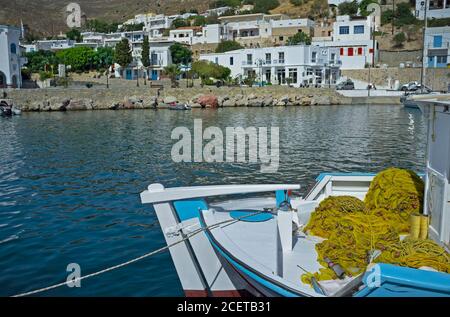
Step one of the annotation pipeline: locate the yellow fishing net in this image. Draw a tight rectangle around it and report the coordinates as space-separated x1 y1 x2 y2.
301 168 450 286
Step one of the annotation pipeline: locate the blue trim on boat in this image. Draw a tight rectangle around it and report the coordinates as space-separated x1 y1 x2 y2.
315 172 377 182
229 210 274 222
173 199 208 222
275 190 291 208
198 211 306 297
355 264 450 297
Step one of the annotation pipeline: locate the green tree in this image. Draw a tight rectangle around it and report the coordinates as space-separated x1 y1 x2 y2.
56 47 96 72
359 0 379 16
287 32 312 45
25 50 59 73
338 0 359 16
215 40 244 53
66 28 83 42
84 19 119 33
193 16 207 26
141 35 150 82
393 32 406 47
114 38 133 67
164 64 181 87
93 47 114 69
172 18 189 29
169 43 192 65
119 23 145 32
192 60 231 84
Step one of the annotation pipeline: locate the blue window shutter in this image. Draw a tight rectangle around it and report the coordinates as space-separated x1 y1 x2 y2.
433 35 442 48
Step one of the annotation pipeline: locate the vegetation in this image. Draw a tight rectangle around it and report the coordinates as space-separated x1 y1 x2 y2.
163 64 181 88
245 0 280 14
84 19 119 33
382 3 419 27
338 0 359 16
358 0 379 17
192 60 231 84
66 28 83 42
119 23 145 32
25 50 59 73
287 32 311 45
56 47 96 72
211 0 241 8
215 40 244 53
309 0 329 19
192 15 208 26
172 18 189 29
428 17 450 27
393 32 406 47
39 71 53 81
290 0 303 6
169 43 193 65
114 38 133 67
141 36 150 68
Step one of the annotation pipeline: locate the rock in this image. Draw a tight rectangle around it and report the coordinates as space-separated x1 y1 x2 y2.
109 103 121 110
66 99 92 111
197 95 218 108
190 103 202 108
262 96 273 106
222 99 235 107
311 95 331 105
280 95 289 103
163 96 177 104
248 98 263 107
247 93 257 100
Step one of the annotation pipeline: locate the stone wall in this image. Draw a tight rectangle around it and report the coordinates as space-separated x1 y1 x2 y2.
343 67 450 91
6 86 353 112
378 50 422 67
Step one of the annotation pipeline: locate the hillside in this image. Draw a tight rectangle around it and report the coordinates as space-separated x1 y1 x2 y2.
0 0 213 36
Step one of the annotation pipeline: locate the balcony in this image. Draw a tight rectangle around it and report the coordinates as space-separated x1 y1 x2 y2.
272 59 285 65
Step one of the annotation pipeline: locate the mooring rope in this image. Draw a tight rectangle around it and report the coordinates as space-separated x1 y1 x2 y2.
12 210 265 297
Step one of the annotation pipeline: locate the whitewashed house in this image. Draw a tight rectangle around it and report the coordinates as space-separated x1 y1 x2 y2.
0 25 26 88
312 15 377 69
200 45 341 87
205 7 232 17
416 0 450 19
169 24 222 45
35 39 75 51
425 26 450 68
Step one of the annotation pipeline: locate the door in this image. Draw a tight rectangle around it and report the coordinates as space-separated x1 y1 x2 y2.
151 70 158 80
126 69 132 80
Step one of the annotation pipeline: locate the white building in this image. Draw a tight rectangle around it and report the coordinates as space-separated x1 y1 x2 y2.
35 39 75 51
415 0 450 19
0 25 26 88
312 15 377 69
169 24 222 45
200 45 341 87
205 7 232 17
425 26 450 68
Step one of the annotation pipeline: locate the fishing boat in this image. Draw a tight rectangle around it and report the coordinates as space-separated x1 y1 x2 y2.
0 99 20 117
141 95 450 297
168 102 191 111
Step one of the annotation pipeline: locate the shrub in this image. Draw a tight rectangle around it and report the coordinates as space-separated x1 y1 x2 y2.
393 32 406 47
287 32 312 45
290 0 303 6
338 0 359 16
215 40 244 53
39 71 53 81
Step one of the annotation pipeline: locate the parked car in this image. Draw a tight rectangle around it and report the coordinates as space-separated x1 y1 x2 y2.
400 81 431 92
336 79 355 90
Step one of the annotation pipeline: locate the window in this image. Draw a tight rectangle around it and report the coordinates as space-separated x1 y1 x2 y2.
312 51 317 63
433 35 443 47
247 54 252 65
279 36 284 41
348 48 354 56
10 43 17 54
357 47 363 55
340 47 344 55
339 26 349 35
437 56 447 64
288 68 297 83
230 57 234 65
354 25 364 34
265 53 271 64
331 53 336 63
215 57 218 64
278 52 285 63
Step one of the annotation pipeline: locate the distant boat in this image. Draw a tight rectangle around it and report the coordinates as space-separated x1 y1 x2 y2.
168 102 191 111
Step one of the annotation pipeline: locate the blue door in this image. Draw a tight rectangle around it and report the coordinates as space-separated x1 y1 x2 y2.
151 70 158 80
433 35 442 48
126 69 132 80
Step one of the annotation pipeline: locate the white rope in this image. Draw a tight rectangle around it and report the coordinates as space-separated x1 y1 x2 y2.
12 210 265 297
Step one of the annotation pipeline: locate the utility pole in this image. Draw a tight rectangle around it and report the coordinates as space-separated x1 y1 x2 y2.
392 0 395 35
420 0 428 93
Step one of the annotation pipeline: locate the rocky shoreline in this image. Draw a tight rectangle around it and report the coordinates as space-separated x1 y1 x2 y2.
4 86 398 112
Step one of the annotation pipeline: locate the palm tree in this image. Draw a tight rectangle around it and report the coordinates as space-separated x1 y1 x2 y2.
164 64 180 88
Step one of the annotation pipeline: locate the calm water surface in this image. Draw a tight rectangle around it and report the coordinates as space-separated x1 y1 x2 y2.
0 105 426 296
